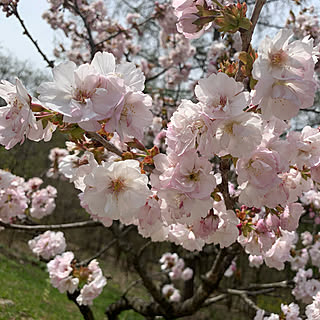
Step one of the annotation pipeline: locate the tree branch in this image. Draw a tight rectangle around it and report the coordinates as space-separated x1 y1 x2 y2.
175 243 240 317
67 291 95 320
87 132 123 157
145 68 169 83
236 0 266 81
11 4 54 68
0 220 101 231
247 280 292 289
67 0 97 60
132 242 174 315
202 294 227 307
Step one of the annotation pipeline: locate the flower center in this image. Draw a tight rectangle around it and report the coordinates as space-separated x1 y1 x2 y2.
188 171 200 181
73 88 95 103
109 178 125 194
270 49 287 66
219 95 227 108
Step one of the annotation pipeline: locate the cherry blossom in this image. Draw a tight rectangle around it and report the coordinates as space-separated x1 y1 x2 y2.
28 231 66 260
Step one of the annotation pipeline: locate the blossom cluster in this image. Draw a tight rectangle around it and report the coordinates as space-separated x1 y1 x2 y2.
14 27 317 262
47 253 107 306
1 3 320 315
28 230 66 260
160 252 193 281
28 229 107 306
0 170 57 223
249 229 320 318
46 251 106 306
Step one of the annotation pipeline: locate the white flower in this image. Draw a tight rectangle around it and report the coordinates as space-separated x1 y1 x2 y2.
213 112 263 158
195 72 249 119
306 291 320 320
253 29 315 80
0 79 40 149
82 159 151 222
166 100 215 158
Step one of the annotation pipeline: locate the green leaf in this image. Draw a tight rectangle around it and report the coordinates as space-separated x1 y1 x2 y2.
239 17 252 30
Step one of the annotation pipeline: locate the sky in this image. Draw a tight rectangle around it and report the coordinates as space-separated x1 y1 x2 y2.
0 0 319 72
0 0 55 71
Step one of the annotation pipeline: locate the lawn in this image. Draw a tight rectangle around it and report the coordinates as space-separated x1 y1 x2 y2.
0 248 143 320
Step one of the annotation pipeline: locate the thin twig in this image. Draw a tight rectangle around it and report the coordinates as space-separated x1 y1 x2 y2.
70 0 97 60
145 68 169 83
247 280 291 289
11 5 54 68
236 0 266 81
87 132 123 157
202 294 227 307
0 220 101 231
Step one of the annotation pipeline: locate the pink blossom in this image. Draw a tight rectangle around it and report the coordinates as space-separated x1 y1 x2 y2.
47 251 79 294
264 229 296 270
248 255 264 268
76 259 107 306
301 231 313 246
30 185 57 219
28 231 66 260
162 284 181 302
281 303 301 320
311 163 320 183
280 203 304 232
0 79 41 149
236 147 282 190
166 100 215 158
290 248 309 271
195 72 249 119
306 291 320 320
253 29 316 80
104 91 153 141
213 112 263 158
82 159 151 223
181 267 193 281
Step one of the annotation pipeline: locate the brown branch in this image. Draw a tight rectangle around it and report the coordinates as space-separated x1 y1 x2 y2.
145 68 169 83
218 158 235 210
0 220 101 231
67 291 95 320
236 0 266 81
105 296 164 320
247 280 292 289
202 294 227 307
11 5 54 68
175 243 240 317
70 0 97 60
132 242 174 315
87 132 123 157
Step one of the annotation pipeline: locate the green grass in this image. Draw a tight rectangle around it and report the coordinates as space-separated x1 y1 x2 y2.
0 251 143 320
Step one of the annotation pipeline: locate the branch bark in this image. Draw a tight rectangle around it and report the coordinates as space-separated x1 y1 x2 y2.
0 220 101 231
87 132 123 157
67 291 95 320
